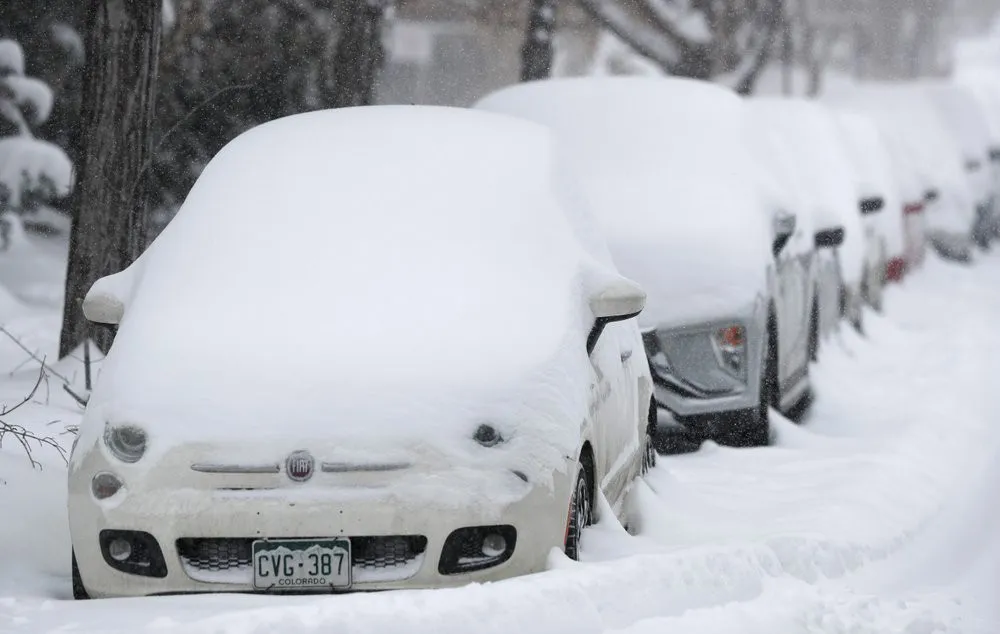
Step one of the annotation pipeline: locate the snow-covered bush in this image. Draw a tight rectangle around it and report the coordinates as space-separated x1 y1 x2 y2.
0 38 73 220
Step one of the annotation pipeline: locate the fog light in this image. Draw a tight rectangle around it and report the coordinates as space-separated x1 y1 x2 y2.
481 533 506 557
108 538 132 562
91 472 123 500
439 525 517 575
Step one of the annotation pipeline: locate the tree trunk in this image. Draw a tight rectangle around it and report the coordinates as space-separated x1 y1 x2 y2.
520 0 557 82
331 0 391 108
59 0 161 359
734 0 781 96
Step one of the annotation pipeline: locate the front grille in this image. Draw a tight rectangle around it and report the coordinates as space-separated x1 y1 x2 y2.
177 538 251 572
176 536 427 582
352 536 426 570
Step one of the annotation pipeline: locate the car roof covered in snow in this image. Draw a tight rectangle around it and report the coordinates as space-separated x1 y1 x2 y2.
747 97 866 284
85 106 608 470
830 110 906 256
475 76 772 327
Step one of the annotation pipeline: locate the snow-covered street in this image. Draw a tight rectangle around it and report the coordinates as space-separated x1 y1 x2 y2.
1 240 997 632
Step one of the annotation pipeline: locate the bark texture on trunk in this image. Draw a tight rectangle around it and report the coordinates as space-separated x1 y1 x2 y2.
520 0 556 82
331 0 390 108
59 0 161 358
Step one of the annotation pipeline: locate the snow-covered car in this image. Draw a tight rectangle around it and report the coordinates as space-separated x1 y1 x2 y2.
749 97 864 337
854 84 977 262
913 81 996 249
475 77 814 448
743 103 820 360
831 111 903 312
67 106 656 598
957 71 1000 242
823 88 932 278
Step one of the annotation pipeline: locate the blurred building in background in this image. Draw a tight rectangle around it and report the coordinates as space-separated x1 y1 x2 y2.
377 0 599 107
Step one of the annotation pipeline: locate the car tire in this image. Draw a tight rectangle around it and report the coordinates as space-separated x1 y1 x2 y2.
71 550 90 600
564 456 594 561
808 299 819 362
642 399 657 474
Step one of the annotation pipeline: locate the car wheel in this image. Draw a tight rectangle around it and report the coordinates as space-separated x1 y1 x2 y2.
642 399 657 474
72 550 90 600
808 299 819 362
564 457 594 561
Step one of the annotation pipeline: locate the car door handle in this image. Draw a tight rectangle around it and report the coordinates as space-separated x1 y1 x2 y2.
620 350 633 363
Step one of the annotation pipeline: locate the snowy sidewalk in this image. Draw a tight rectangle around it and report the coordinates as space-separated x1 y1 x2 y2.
2 252 999 633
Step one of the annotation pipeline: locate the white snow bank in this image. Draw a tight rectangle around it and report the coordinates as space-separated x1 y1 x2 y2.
747 97 865 286
0 39 24 76
80 106 613 492
2 75 54 125
0 137 73 205
475 77 771 328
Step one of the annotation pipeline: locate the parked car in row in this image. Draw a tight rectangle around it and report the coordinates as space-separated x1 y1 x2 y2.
476 77 815 448
956 70 1000 243
68 68 1000 598
748 98 866 340
823 88 931 278
69 106 656 598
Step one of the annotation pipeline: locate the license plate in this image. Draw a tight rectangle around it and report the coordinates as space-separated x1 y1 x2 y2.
252 538 351 590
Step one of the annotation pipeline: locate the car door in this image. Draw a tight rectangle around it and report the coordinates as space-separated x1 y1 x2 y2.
772 222 803 397
788 225 813 378
588 321 638 514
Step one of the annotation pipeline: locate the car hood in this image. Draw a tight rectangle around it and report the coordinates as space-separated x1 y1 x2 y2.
609 236 766 330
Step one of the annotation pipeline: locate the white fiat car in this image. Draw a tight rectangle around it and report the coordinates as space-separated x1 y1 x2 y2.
68 106 655 598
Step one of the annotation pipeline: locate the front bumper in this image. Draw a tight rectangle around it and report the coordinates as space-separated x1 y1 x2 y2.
645 306 766 420
69 446 573 598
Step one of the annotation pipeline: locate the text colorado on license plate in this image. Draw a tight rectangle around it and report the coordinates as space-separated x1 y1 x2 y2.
252 538 351 590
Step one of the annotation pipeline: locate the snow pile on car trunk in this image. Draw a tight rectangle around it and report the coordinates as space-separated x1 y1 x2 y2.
77 106 611 498
475 77 772 329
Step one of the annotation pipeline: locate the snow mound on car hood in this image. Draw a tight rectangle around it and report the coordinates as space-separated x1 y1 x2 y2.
82 106 600 482
475 77 771 328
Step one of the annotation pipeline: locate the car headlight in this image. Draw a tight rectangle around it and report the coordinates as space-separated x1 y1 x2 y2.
642 330 672 378
103 424 147 463
710 325 747 381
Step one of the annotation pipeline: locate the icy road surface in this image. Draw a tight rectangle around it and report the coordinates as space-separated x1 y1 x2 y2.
1 243 998 633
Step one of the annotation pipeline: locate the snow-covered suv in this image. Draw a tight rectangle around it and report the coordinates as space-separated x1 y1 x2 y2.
67 106 655 598
476 77 815 448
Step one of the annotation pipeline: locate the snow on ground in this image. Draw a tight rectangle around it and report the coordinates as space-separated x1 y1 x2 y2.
1 237 999 633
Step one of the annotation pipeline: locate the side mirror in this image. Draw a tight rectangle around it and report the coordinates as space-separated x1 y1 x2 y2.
814 227 845 249
859 197 885 214
990 147 1000 162
924 189 940 203
83 278 126 325
771 212 796 257
586 279 646 355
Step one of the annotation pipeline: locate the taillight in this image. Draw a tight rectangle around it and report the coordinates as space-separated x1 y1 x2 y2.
886 257 906 283
903 202 924 215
